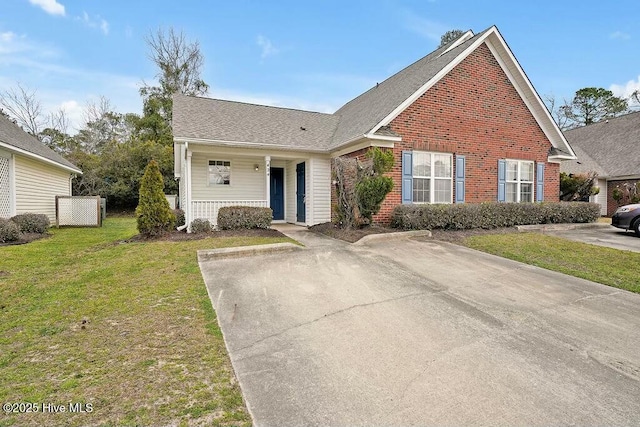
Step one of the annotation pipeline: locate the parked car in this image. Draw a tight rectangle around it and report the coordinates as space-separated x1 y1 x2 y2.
612 204 640 236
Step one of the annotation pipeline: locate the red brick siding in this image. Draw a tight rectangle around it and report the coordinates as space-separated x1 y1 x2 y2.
607 179 640 216
367 43 558 224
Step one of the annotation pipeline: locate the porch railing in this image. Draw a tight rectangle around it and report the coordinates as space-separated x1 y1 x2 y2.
191 200 268 226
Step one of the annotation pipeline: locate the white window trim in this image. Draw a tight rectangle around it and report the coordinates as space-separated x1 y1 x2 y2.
412 151 453 204
207 159 231 186
506 159 534 203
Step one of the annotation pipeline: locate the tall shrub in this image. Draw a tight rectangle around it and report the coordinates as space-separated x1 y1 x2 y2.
135 159 176 236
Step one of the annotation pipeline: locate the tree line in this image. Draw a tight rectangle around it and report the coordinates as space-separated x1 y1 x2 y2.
0 27 208 210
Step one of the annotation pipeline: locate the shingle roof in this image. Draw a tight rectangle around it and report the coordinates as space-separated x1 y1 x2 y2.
0 115 81 172
172 30 488 151
172 95 339 150
329 29 489 148
562 111 640 178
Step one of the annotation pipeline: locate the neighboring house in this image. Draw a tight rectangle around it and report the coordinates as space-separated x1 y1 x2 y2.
0 114 82 221
173 26 576 229
562 111 640 216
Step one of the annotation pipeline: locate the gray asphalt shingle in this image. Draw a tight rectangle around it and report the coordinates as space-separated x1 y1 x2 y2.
0 115 81 172
562 111 640 178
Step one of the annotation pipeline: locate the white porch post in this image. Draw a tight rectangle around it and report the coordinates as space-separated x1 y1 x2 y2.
265 155 271 208
185 146 193 232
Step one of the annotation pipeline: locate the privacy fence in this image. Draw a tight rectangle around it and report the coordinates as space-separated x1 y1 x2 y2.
55 196 103 227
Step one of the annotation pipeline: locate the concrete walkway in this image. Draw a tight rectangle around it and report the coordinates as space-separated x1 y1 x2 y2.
199 230 640 426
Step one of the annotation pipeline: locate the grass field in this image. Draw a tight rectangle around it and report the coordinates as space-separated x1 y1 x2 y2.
464 232 640 294
0 218 292 426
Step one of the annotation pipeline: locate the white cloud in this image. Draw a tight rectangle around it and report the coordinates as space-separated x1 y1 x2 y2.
610 31 631 40
399 9 451 42
77 11 110 35
257 35 279 59
610 76 640 106
29 0 65 16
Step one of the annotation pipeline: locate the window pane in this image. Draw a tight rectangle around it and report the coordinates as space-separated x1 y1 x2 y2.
412 178 430 203
413 152 431 177
520 162 534 182
434 154 452 178
433 179 451 203
521 183 533 202
209 160 230 185
506 183 518 202
506 161 518 181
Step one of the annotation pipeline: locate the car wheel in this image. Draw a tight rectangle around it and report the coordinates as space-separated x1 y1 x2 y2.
634 219 640 237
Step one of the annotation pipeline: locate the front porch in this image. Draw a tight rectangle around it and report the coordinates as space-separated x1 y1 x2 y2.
177 143 332 230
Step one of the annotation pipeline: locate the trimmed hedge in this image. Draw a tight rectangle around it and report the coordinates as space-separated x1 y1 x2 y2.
0 218 22 243
173 209 186 227
190 219 212 233
11 213 50 234
217 206 273 230
391 202 600 230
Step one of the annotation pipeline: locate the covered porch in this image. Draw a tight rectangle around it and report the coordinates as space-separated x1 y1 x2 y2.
177 143 331 230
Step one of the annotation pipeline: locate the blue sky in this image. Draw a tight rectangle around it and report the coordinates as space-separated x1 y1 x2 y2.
1 0 639 133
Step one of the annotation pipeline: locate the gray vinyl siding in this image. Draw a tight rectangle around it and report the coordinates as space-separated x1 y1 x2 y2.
191 152 267 201
14 154 71 221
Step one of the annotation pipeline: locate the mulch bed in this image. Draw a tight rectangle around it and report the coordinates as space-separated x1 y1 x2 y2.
124 228 287 243
310 221 519 244
0 232 51 247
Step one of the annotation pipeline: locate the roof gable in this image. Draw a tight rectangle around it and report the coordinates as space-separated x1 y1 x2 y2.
0 115 81 173
563 111 640 177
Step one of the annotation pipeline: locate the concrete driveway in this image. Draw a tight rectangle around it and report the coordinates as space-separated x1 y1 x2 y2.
199 230 640 426
541 225 640 253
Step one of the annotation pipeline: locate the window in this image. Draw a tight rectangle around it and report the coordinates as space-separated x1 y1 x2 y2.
505 160 533 202
208 160 230 185
412 152 452 204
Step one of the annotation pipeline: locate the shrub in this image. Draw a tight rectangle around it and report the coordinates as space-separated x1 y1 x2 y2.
217 206 273 230
0 218 21 243
173 209 185 227
391 202 601 230
135 160 176 236
11 213 50 234
190 218 212 233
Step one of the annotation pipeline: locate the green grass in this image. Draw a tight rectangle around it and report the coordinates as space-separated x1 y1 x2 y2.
464 232 640 293
0 218 293 427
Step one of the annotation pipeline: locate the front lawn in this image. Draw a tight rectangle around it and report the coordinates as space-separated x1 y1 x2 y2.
0 218 293 427
463 233 640 293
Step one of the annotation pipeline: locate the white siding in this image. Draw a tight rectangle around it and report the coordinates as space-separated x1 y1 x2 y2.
14 154 71 221
309 157 332 225
285 160 297 223
592 178 607 216
191 152 267 201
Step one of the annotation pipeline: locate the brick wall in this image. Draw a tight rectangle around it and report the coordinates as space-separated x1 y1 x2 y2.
607 179 640 216
364 43 557 224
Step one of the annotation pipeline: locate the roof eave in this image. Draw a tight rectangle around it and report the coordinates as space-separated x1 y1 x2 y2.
0 141 82 174
174 136 329 153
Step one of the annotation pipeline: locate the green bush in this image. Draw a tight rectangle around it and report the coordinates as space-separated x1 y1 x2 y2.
173 209 185 227
391 202 601 230
11 213 50 234
0 218 22 243
135 159 176 236
356 176 394 222
217 206 273 230
190 218 212 233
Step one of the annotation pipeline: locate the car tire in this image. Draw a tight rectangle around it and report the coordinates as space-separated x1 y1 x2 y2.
634 219 640 237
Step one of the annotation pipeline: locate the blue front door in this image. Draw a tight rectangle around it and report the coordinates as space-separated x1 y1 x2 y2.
296 162 306 223
270 167 284 220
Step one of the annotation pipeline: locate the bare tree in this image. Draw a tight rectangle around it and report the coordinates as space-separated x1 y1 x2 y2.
544 93 573 130
0 83 45 135
143 27 209 98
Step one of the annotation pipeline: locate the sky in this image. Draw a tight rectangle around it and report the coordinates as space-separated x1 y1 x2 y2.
1 0 639 133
